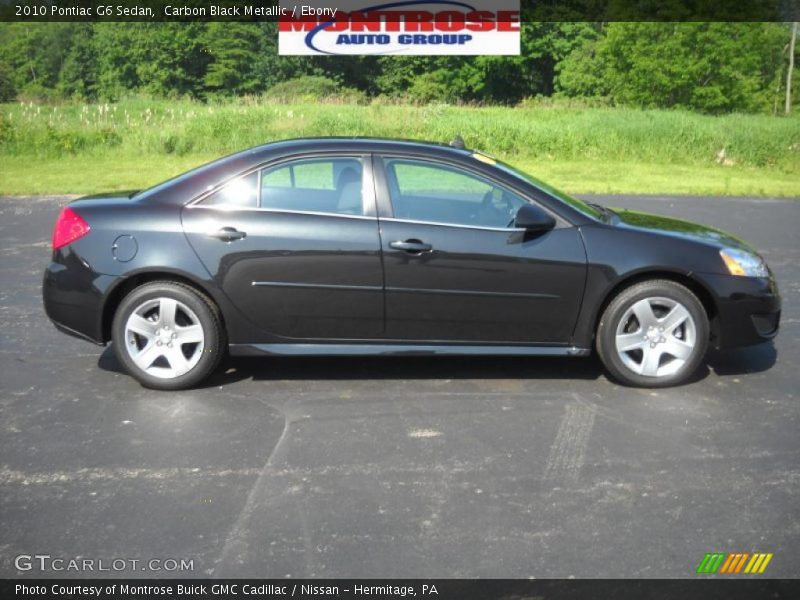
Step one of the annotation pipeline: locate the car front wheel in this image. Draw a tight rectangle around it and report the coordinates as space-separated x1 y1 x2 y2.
596 279 709 387
112 281 225 390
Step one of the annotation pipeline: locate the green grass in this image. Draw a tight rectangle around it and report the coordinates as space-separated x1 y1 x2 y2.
1 99 798 196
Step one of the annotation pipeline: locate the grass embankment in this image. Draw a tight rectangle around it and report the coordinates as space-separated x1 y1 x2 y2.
1 99 798 196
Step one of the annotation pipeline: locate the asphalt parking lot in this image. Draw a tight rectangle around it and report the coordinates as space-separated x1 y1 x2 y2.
0 194 798 579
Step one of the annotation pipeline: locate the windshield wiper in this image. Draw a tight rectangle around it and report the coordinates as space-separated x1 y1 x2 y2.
587 202 614 222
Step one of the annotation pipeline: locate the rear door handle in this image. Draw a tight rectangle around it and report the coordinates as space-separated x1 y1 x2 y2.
389 240 432 253
210 227 247 242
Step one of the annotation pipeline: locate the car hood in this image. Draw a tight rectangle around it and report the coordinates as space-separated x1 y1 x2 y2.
610 208 757 253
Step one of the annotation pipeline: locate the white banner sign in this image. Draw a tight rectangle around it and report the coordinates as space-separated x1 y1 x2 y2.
278 1 520 56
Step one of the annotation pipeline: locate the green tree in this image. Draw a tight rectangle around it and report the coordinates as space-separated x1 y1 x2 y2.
555 35 608 99
0 23 75 97
249 23 322 92
515 22 600 99
93 24 144 99
0 60 15 101
94 23 209 99
376 57 484 102
57 23 97 99
202 23 261 95
133 23 209 98
374 23 598 104
0 20 791 113
558 22 787 113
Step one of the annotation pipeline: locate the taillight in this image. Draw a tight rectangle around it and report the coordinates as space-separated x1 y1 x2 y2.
52 207 91 250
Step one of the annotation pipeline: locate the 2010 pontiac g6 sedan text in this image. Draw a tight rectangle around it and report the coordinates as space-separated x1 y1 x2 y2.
43 138 781 390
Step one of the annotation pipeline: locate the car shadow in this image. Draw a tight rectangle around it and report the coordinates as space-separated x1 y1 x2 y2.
229 354 607 384
97 341 777 389
98 346 605 387
706 342 778 376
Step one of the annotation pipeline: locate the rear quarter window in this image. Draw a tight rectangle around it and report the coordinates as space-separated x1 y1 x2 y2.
199 172 259 208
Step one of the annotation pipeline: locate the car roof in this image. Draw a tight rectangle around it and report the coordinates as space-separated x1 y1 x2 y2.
247 136 474 156
136 137 475 203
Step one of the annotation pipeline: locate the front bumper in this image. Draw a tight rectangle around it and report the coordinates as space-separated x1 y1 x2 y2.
42 249 120 345
697 272 781 350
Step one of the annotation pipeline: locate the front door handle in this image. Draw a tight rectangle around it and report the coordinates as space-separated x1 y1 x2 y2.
210 227 247 242
389 240 433 253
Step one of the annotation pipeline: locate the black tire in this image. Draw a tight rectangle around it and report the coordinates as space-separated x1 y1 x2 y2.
596 279 709 388
112 281 225 390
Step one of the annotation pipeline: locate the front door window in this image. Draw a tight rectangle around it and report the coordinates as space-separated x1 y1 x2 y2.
384 159 527 228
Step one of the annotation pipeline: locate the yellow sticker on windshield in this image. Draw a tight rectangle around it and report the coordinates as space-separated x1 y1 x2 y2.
472 152 497 165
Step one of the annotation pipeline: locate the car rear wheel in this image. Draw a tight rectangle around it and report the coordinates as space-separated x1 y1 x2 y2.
112 281 225 390
596 280 709 387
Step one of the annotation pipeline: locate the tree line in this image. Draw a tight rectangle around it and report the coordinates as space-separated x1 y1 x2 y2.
0 22 796 114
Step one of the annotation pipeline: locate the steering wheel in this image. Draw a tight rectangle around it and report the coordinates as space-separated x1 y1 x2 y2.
492 191 519 228
477 189 519 228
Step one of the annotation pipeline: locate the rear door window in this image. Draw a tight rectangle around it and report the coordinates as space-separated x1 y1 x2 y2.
260 157 365 216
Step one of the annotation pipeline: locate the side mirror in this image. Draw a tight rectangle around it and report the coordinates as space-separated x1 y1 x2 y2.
514 204 556 232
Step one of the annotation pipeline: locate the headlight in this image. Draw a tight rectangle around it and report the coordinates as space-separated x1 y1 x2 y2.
720 248 769 277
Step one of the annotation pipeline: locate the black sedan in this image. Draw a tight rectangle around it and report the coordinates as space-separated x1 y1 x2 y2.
43 138 780 390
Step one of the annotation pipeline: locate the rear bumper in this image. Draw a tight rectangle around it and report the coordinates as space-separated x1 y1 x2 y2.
697 272 781 350
42 250 120 345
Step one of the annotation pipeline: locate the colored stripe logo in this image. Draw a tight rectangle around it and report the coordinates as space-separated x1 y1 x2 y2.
697 552 773 574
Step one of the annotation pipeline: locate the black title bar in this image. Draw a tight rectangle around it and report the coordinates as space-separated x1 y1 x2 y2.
0 0 798 22
4 579 800 600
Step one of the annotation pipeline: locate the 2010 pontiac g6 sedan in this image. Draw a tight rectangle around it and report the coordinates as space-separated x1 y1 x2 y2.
43 138 780 390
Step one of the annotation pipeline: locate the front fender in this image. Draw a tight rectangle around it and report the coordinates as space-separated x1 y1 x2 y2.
570 224 723 347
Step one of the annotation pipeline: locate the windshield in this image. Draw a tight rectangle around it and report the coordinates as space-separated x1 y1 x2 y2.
493 160 603 221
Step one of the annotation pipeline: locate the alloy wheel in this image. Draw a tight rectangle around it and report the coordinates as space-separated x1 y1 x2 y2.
123 297 205 379
614 296 697 378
